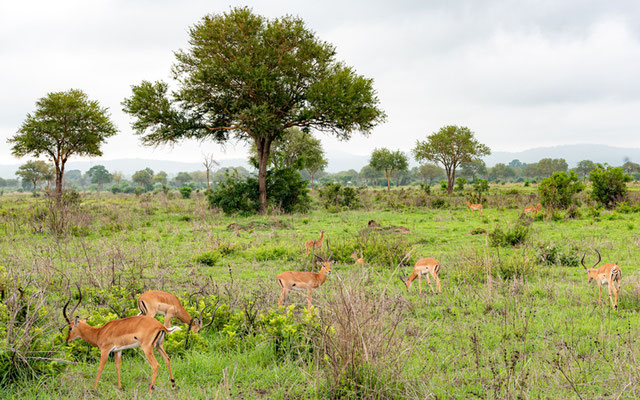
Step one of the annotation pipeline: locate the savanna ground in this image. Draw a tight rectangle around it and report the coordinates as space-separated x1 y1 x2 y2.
2 184 640 399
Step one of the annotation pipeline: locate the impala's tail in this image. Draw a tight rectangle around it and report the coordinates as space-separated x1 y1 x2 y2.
137 299 148 316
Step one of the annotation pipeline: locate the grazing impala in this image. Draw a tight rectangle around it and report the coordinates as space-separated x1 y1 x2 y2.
466 201 483 214
137 290 217 333
523 203 542 214
278 242 333 310
582 250 622 309
63 285 178 391
305 230 325 255
350 249 369 266
398 257 442 294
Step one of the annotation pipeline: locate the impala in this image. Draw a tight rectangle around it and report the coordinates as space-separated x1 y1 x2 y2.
466 201 483 214
63 285 178 391
523 203 542 214
137 290 217 333
304 230 325 255
350 249 369 266
278 242 333 310
582 250 622 309
398 257 442 294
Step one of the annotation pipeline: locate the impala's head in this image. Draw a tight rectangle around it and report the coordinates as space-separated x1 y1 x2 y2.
188 301 220 335
62 284 83 344
581 249 601 283
397 274 409 291
313 240 334 274
350 250 358 260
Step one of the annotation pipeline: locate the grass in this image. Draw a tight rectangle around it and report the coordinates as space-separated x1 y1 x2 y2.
2 185 640 398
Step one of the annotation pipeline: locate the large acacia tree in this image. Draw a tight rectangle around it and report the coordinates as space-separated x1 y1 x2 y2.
9 89 117 201
122 8 385 213
413 125 490 194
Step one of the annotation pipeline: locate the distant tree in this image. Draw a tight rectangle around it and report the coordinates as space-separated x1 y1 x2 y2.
413 125 490 194
589 165 631 209
523 163 538 178
202 154 219 191
112 171 124 184
419 163 445 185
15 160 53 195
489 163 516 181
122 8 385 213
369 148 409 191
174 172 192 187
86 165 112 190
191 171 207 187
622 160 640 176
460 159 487 182
132 169 153 188
509 159 523 168
536 158 568 177
538 171 584 210
0 178 5 188
9 89 117 202
153 171 168 185
360 165 383 186
574 160 596 180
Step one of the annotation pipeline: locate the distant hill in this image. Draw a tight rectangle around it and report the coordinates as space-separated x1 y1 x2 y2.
483 144 640 167
2 144 639 179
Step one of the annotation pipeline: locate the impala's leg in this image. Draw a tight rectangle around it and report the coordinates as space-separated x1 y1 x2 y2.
114 351 122 389
307 289 313 310
164 308 175 329
425 273 435 294
607 282 615 308
93 349 110 390
142 344 160 391
597 283 602 305
433 270 442 293
406 272 418 292
614 282 620 309
418 273 422 294
155 342 176 389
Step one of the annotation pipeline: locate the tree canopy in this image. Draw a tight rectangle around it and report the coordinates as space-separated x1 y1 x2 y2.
9 89 117 200
413 125 490 194
86 165 112 190
15 160 53 195
369 148 409 191
122 7 385 213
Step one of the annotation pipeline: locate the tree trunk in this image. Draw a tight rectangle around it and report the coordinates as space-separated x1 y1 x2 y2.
55 165 64 204
385 171 391 191
446 166 454 194
206 169 210 192
256 137 272 214
310 172 315 185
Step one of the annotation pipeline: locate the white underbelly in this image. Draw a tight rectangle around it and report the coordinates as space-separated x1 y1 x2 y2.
111 342 140 353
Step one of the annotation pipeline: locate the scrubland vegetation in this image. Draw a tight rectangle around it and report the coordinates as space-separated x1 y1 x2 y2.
2 183 640 399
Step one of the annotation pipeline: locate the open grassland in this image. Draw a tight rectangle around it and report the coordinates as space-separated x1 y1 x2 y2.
2 185 640 399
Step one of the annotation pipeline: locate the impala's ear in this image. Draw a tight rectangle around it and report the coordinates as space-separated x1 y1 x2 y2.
73 316 79 327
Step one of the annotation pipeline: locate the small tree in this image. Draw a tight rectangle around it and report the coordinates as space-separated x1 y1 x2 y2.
460 159 487 182
413 125 490 194
536 158 568 177
86 165 112 190
202 154 219 191
15 160 53 196
132 169 153 189
174 172 192 187
589 165 631 209
455 177 467 191
419 163 445 185
9 89 117 202
112 171 124 184
538 171 584 210
153 171 168 186
575 160 596 180
368 148 408 191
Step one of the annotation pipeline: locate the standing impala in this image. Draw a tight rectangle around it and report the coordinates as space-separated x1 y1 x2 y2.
466 201 483 214
523 203 542 214
63 285 178 391
278 242 333 310
582 250 622 309
137 290 217 333
304 230 325 255
398 257 442 294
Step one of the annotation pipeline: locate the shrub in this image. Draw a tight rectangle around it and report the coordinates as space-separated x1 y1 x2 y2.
329 231 415 267
196 251 221 266
589 165 631 209
489 223 529 247
208 167 310 215
537 243 580 267
455 177 467 191
430 198 448 209
318 183 360 209
419 182 431 195
179 186 193 199
474 179 489 193
538 171 584 210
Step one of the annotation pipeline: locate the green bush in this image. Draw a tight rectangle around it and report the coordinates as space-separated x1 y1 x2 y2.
208 167 310 215
537 244 580 267
455 177 467 191
589 165 631 209
538 171 584 210
179 186 193 199
489 223 529 247
196 251 221 266
318 183 360 209
430 198 448 209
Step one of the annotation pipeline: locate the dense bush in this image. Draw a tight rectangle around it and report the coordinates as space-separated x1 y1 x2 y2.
328 231 415 267
589 165 631 209
489 223 529 247
318 183 360 210
538 171 584 210
455 177 467 191
208 168 310 215
537 243 580 267
179 186 193 199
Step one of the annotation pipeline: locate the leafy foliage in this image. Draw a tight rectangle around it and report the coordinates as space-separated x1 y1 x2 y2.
368 148 409 190
318 183 361 210
179 186 193 199
538 171 584 210
589 165 631 209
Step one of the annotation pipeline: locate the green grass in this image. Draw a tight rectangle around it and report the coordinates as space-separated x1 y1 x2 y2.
2 186 640 398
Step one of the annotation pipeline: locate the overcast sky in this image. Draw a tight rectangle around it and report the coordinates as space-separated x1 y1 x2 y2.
1 0 639 165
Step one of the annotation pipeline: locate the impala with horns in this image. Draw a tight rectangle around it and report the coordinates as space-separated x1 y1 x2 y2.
304 230 325 255
581 249 622 309
398 252 442 294
278 241 333 310
63 285 178 391
466 201 483 214
137 290 218 334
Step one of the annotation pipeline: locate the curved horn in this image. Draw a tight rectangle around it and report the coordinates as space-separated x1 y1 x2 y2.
312 245 325 262
70 284 82 320
326 240 333 261
580 252 588 270
201 301 220 330
397 273 405 284
62 288 72 324
592 249 601 269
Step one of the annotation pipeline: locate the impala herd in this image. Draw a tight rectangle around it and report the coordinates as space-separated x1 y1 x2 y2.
62 203 624 391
